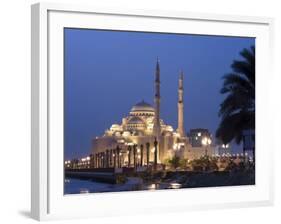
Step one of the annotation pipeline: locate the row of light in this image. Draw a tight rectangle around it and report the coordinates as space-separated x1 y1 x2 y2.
101 147 156 158
216 152 248 157
81 156 90 162
65 152 250 165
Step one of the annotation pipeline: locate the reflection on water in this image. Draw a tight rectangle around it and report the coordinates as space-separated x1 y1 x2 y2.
65 178 183 194
146 182 182 190
147 183 157 190
170 183 182 189
80 188 90 194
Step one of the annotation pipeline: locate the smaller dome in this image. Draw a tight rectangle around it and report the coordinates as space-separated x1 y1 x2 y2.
128 116 144 124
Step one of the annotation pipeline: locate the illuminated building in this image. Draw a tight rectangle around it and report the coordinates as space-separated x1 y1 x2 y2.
91 60 214 167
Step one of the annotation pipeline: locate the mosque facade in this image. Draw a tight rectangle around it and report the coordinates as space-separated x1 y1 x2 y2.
91 60 214 168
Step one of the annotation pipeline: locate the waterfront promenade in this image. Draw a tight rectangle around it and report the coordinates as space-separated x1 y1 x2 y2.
65 165 255 194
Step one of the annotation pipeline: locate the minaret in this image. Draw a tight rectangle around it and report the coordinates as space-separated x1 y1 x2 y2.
153 58 161 137
177 70 185 137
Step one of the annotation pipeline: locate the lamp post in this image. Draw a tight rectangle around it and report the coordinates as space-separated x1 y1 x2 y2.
97 153 100 168
127 145 131 167
110 149 113 167
116 146 120 168
106 150 109 168
119 151 123 167
113 150 116 168
140 144 144 167
201 137 212 156
146 142 150 167
221 143 229 156
133 144 137 169
153 137 158 171
101 152 104 168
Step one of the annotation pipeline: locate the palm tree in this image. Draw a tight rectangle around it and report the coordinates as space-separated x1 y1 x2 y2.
216 46 255 149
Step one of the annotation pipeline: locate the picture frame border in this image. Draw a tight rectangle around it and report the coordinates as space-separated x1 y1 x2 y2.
31 2 275 221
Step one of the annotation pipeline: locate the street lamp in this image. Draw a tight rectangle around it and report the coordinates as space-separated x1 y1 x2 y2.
201 137 212 156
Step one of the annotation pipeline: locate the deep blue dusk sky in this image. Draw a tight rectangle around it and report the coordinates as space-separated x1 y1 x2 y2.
64 28 255 159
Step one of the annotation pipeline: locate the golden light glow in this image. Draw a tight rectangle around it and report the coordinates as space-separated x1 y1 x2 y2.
202 137 211 146
170 183 182 189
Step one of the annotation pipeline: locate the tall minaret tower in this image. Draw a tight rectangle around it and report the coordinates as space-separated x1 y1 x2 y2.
153 58 161 137
177 70 185 137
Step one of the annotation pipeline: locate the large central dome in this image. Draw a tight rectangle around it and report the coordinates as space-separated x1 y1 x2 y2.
131 100 155 113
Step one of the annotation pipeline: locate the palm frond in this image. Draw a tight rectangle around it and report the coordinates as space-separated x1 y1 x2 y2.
216 46 255 145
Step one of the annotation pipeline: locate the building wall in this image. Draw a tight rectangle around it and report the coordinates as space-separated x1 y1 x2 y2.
92 134 215 163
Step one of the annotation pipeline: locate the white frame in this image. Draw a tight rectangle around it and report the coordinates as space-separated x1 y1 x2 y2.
31 2 274 221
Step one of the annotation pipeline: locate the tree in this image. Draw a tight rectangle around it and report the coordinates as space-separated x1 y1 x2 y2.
168 156 181 169
216 46 255 146
191 156 218 172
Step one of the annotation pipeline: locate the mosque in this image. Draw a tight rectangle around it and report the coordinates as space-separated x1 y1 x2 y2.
91 60 214 168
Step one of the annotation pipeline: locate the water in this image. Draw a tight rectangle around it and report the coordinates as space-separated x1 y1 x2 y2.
64 178 182 194
64 178 117 194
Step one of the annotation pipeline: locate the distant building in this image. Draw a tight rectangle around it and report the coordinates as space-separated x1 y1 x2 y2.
188 129 211 147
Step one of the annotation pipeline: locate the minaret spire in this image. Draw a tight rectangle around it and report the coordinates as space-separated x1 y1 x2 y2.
153 58 161 137
177 70 185 137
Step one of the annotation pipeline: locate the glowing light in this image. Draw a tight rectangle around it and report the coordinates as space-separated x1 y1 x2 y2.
117 139 125 143
170 183 182 189
151 147 155 153
86 156 90 161
201 137 207 145
147 184 156 190
80 189 89 194
222 144 229 148
123 131 131 137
